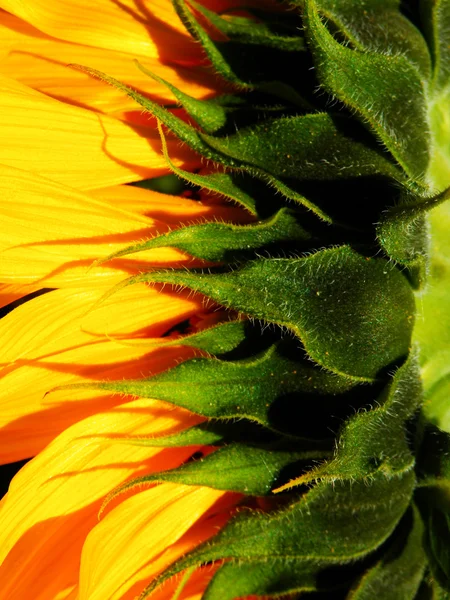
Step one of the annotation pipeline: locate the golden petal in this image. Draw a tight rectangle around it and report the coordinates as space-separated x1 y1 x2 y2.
0 285 202 462
0 398 201 599
0 77 199 190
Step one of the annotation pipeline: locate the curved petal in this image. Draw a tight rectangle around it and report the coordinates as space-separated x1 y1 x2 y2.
0 2 201 64
0 285 202 462
0 165 199 286
0 76 199 190
0 398 201 600
0 13 218 114
0 283 40 309
77 483 229 600
91 184 251 224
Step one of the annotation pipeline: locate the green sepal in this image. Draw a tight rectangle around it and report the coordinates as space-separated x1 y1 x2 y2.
167 319 248 355
377 187 450 288
113 321 249 357
415 425 450 592
69 64 241 165
416 574 450 600
114 442 330 496
76 66 404 224
277 351 421 490
133 247 415 380
86 341 360 434
115 419 285 449
200 113 405 184
137 62 292 136
172 0 311 108
347 505 426 600
421 0 450 92
200 561 320 600
98 208 311 264
139 470 415 600
426 508 450 590
72 68 331 221
155 121 258 216
307 0 432 78
188 0 305 52
135 61 231 135
304 0 430 181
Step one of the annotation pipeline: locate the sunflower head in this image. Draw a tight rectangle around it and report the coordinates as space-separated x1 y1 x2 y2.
1 0 450 599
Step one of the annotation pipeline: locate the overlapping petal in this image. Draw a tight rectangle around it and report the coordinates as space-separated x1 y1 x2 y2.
91 183 251 223
0 284 204 462
0 1 198 62
77 484 233 600
0 77 199 190
0 12 219 114
0 398 207 600
0 164 201 285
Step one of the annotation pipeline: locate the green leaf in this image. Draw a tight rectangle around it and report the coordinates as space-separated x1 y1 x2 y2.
99 208 311 263
140 470 415 599
276 351 421 491
133 246 415 379
347 506 426 600
304 0 430 181
116 442 330 495
89 341 360 434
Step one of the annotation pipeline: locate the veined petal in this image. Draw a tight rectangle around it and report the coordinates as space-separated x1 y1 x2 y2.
0 2 201 64
0 76 199 190
0 285 202 462
0 13 218 114
77 483 230 600
0 283 40 309
0 398 202 600
0 165 200 286
91 184 252 224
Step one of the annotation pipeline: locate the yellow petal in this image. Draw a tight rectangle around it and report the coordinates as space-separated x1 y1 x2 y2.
0 285 202 462
0 12 217 114
0 76 199 190
0 165 197 286
0 283 39 308
0 398 200 600
78 483 227 600
92 184 255 224
0 1 200 62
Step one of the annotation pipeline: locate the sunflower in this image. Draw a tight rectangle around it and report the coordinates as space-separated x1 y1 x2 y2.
2 1 450 599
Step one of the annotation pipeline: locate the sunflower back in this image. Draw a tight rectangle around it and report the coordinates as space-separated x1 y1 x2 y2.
85 0 450 597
